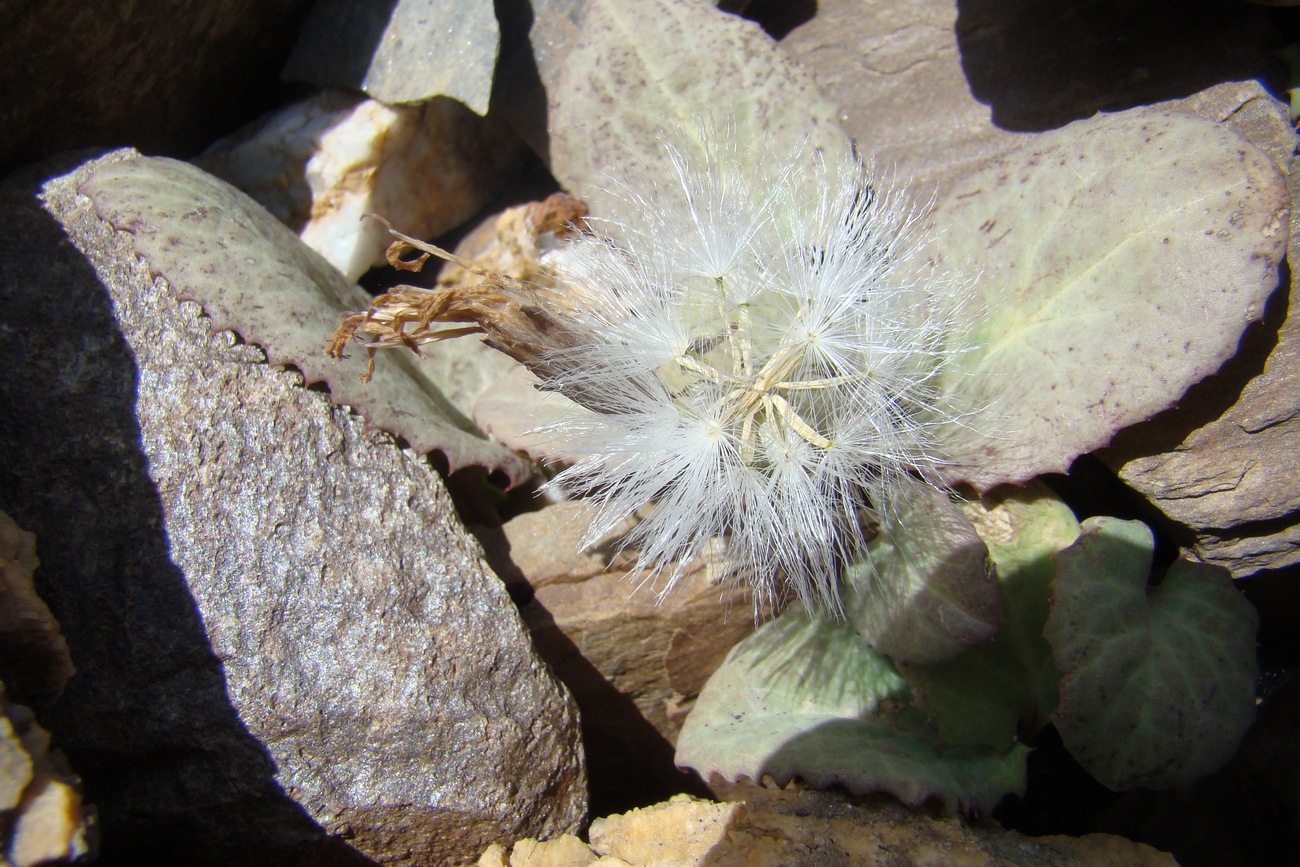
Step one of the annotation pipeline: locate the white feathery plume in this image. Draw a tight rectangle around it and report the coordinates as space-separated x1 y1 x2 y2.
533 133 971 614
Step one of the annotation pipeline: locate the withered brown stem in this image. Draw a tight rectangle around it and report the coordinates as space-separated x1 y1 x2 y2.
327 215 581 384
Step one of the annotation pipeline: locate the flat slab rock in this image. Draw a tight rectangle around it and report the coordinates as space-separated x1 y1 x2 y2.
0 150 585 865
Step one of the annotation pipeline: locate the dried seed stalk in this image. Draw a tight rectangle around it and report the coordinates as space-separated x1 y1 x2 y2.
327 210 584 384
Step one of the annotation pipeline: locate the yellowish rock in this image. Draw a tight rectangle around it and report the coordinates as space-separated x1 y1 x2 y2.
1 682 90 866
479 833 623 867
0 711 32 810
486 790 1180 867
510 834 600 866
197 91 520 281
478 842 509 866
8 772 87 867
588 794 737 866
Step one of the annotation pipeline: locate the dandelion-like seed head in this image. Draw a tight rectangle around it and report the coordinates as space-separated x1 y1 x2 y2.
545 134 968 615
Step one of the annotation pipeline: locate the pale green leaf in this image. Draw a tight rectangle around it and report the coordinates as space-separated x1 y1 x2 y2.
675 610 1028 815
898 484 1078 747
529 0 853 222
928 109 1289 491
80 155 532 483
847 483 999 666
1045 517 1259 791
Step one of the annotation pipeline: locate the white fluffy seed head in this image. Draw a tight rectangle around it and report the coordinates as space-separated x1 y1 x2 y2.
535 133 971 615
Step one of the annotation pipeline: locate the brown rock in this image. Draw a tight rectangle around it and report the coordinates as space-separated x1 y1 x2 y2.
0 511 74 699
781 0 1278 202
780 0 1029 201
0 0 315 174
498 504 761 812
0 150 585 864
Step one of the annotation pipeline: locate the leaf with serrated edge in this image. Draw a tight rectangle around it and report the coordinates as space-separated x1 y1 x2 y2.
1045 517 1259 791
532 0 853 225
900 484 1079 748
675 609 1028 815
80 155 532 484
927 109 1288 491
846 483 999 666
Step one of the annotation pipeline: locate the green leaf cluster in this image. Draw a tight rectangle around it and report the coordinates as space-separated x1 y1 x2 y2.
677 484 1260 812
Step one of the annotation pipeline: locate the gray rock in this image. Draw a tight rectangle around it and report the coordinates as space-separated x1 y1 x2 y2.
283 0 499 113
0 151 585 865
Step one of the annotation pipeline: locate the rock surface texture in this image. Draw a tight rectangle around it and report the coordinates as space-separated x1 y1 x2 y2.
0 151 586 865
780 0 1279 201
472 501 758 814
480 790 1180 867
0 0 315 173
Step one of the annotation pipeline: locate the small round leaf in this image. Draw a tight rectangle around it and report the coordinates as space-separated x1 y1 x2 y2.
1045 517 1259 791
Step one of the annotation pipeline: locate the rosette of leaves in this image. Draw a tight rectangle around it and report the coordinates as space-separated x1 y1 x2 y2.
676 484 1260 812
674 108 1279 810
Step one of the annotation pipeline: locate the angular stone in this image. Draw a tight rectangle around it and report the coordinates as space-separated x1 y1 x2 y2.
197 91 522 281
283 0 499 113
0 151 585 864
484 503 758 812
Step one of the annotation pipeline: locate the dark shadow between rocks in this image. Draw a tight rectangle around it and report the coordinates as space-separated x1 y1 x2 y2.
281 0 402 93
955 0 1283 132
726 0 818 41
493 0 552 167
1241 566 1300 674
0 156 375 866
520 599 714 818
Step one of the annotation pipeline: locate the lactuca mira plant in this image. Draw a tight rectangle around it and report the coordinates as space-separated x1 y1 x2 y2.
319 109 1276 815
331 136 971 614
